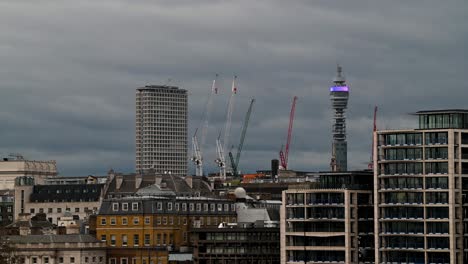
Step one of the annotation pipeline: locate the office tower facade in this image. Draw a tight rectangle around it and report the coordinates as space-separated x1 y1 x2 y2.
374 110 468 263
136 85 188 176
280 171 374 264
330 65 349 172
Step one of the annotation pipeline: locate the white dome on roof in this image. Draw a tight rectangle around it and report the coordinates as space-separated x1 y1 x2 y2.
234 187 247 199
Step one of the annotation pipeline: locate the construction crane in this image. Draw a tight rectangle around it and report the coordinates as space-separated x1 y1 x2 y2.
215 76 237 180
368 106 378 169
229 98 255 178
279 96 298 170
191 75 218 176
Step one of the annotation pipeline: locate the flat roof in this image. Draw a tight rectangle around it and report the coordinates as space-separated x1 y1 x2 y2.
412 109 468 115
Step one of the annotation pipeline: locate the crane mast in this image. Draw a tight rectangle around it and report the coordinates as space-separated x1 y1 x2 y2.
191 76 218 176
229 98 255 177
215 76 237 180
279 96 298 170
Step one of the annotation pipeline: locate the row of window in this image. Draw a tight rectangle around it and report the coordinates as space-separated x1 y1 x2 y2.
27 256 104 264
111 202 235 213
381 177 448 189
30 207 96 214
104 232 185 246
0 205 13 213
101 216 235 226
379 162 450 175
383 192 449 204
109 257 163 264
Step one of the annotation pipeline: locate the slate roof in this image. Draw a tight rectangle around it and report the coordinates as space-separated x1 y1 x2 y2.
30 184 103 202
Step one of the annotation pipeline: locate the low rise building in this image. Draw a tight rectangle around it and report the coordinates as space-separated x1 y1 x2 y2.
1 234 106 264
96 184 236 264
0 157 57 190
14 176 105 225
192 188 281 264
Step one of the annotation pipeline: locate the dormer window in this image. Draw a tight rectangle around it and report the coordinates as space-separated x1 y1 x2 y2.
112 203 119 211
132 202 139 211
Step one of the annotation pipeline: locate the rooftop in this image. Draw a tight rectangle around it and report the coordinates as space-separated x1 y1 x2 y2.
413 109 468 115
2 234 101 244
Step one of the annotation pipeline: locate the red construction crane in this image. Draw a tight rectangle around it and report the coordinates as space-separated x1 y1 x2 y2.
279 96 298 170
368 106 378 169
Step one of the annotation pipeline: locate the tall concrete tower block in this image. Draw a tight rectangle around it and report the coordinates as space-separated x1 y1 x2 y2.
136 85 188 176
330 65 349 171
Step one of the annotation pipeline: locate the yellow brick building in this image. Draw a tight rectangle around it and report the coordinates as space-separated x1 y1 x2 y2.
96 192 236 264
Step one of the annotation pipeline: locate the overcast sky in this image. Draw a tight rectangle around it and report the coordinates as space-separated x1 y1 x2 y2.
0 0 466 175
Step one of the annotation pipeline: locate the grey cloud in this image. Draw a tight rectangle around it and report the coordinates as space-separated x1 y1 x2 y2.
0 0 466 175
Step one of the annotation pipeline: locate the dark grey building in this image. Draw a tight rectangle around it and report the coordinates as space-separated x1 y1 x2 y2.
136 85 188 176
0 190 14 226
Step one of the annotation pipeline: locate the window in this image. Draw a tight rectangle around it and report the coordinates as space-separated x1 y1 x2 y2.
183 232 188 242
203 204 208 211
122 217 128 225
163 217 167 225
101 235 106 242
133 234 139 246
157 202 162 210
110 217 116 225
196 203 201 211
93 257 96 262
101 218 107 225
111 235 116 246
44 257 49 264
169 217 173 225
110 259 117 264
30 208 35 214
70 258 75 263
112 203 119 211
217 204 223 211
145 217 150 224
122 203 128 211
224 204 229 212
175 203 179 211
183 218 187 225
48 208 53 213
189 203 194 211
206 217 211 226
57 208 62 213
85 257 88 263
210 204 215 212
132 202 139 211
59 257 63 263
100 257 103 263
121 259 128 264
133 217 139 225
157 234 161 245
122 235 128 246
144 234 150 246
39 208 44 213
200 217 204 226
182 203 187 211
231 204 236 211
75 208 80 213
168 202 173 211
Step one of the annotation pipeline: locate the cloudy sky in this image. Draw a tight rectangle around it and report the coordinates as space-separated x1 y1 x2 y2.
0 0 466 175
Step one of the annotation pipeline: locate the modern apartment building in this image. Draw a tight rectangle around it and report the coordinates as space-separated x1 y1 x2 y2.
374 110 468 263
136 85 188 176
281 171 374 264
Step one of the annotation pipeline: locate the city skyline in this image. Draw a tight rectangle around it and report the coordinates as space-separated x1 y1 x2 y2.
0 1 466 175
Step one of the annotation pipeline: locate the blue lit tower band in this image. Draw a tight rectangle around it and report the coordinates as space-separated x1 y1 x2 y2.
330 65 349 172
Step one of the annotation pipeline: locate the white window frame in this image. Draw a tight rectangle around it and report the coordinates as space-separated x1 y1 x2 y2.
167 202 173 211
203 204 208 212
210 204 215 212
122 203 128 211
217 204 223 211
175 203 179 211
189 203 194 211
196 203 201 211
157 202 162 210
101 218 107 225
133 217 139 225
112 203 119 211
132 202 139 211
122 217 128 225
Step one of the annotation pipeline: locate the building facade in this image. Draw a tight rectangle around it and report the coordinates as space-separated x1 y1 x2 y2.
2 234 106 264
14 177 104 225
136 85 188 176
280 171 374 264
374 110 468 263
0 158 57 190
96 192 236 264
0 190 14 226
